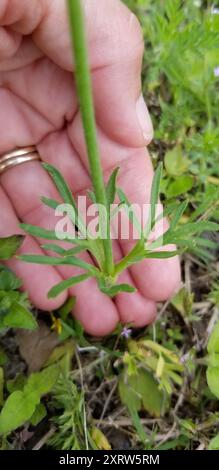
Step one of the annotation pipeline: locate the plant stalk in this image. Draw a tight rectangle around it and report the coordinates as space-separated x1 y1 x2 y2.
67 0 114 275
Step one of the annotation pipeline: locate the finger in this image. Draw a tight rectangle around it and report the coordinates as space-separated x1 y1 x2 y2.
0 58 77 128
111 240 157 327
0 185 67 310
0 0 153 147
0 0 43 33
69 119 181 301
0 26 21 59
0 88 54 153
0 36 42 72
1 160 119 337
116 270 157 327
69 275 118 337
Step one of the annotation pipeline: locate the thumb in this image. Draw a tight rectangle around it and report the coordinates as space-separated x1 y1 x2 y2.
34 0 153 147
87 0 153 147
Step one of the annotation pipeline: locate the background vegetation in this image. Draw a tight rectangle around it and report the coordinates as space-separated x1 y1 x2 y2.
0 0 219 450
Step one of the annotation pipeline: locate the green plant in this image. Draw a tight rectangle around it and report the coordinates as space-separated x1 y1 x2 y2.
209 433 219 450
203 322 219 450
0 237 37 331
205 321 219 400
18 0 219 302
0 236 24 261
118 335 184 443
0 364 60 436
48 372 95 450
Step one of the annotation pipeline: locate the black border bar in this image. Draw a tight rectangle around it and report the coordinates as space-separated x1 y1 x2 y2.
0 450 218 467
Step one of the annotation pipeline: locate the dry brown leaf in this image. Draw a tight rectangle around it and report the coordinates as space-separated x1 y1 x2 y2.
16 321 60 373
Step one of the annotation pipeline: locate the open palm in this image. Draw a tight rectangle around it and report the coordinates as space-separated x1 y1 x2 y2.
0 0 180 335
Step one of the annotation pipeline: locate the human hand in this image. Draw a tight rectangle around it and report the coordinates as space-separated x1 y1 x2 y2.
0 0 181 336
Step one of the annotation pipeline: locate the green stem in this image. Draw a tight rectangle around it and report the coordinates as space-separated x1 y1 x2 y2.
67 0 114 275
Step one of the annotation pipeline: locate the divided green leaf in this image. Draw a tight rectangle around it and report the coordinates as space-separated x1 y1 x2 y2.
0 236 25 261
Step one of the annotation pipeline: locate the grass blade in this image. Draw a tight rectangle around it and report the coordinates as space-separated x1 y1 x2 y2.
48 274 91 298
170 200 188 231
43 163 86 238
41 243 87 256
18 254 100 277
117 188 142 237
20 223 86 247
143 250 180 259
43 163 77 212
144 163 163 239
87 190 96 203
41 197 60 211
41 244 67 255
150 163 163 227
106 167 119 208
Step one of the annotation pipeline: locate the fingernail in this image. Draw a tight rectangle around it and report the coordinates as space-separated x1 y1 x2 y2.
136 94 153 142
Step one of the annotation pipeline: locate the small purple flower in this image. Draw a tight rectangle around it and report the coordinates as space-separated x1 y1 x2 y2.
211 6 219 14
121 327 132 339
214 66 219 78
